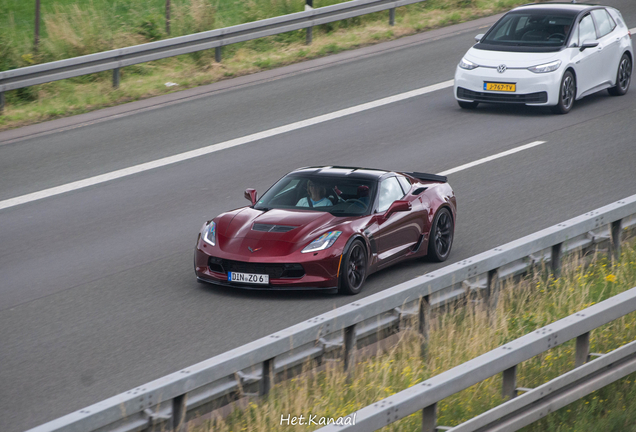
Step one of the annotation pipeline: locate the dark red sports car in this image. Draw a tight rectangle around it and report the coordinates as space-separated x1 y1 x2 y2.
195 166 456 294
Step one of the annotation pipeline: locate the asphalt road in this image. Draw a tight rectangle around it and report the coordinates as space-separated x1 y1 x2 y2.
1 1 636 430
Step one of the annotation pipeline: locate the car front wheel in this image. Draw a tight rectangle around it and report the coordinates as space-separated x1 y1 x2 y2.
339 239 367 295
551 70 575 114
608 54 632 96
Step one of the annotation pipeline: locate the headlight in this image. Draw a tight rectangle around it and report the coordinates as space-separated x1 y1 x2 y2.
459 58 479 70
203 221 216 246
528 60 561 73
301 231 342 253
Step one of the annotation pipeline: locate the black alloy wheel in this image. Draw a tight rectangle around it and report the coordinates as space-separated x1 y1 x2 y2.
608 54 632 96
340 239 367 295
427 208 454 262
551 70 575 114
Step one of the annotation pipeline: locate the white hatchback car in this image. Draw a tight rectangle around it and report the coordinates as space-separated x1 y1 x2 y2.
454 3 633 114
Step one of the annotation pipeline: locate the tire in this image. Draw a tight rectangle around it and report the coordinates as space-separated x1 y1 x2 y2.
608 53 632 96
550 70 575 114
427 208 454 262
339 239 367 295
458 100 479 109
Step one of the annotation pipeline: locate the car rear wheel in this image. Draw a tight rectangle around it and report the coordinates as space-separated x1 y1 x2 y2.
339 239 367 295
608 54 632 96
551 70 575 114
458 100 479 109
427 208 454 262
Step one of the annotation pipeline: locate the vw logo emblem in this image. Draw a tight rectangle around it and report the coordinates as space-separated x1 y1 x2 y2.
497 64 507 74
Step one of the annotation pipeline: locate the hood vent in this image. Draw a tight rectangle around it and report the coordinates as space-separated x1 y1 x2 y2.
252 223 297 233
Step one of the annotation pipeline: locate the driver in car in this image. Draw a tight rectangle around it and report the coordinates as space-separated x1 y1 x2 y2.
296 180 333 207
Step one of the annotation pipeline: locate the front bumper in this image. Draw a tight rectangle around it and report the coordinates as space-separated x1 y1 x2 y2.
196 276 338 291
194 240 342 291
454 65 563 106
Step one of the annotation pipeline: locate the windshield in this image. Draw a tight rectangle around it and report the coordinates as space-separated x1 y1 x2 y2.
254 174 377 216
480 11 575 49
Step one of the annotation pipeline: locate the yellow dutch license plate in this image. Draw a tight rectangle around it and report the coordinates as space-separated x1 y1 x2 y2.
484 82 516 92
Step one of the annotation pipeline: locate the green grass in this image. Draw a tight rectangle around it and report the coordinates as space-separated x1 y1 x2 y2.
0 0 546 130
191 242 636 431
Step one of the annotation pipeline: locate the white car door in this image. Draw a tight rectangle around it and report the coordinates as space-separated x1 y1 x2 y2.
591 8 622 86
573 13 602 97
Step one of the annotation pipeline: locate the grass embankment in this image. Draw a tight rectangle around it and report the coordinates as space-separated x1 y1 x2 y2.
0 0 536 131
192 243 636 431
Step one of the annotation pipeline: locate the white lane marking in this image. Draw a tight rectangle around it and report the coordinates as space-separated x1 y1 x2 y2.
630 27 636 33
437 141 546 176
0 80 455 211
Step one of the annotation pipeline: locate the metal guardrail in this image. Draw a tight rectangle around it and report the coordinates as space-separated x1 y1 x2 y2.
318 287 636 431
27 194 636 432
0 0 422 97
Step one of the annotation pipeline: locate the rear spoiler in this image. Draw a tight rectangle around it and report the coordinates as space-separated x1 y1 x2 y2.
403 172 448 183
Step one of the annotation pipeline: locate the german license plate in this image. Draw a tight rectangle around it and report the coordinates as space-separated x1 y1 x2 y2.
228 272 269 284
484 82 516 92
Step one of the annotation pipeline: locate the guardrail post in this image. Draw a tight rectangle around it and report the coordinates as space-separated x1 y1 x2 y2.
343 324 356 378
306 27 313 45
611 219 622 261
421 403 437 432
389 8 396 26
166 0 171 35
260 358 274 396
419 295 430 358
171 394 187 432
551 242 563 278
486 269 500 317
113 68 120 89
306 0 313 45
502 365 517 400
0 92 5 114
35 0 41 51
575 332 590 367
215 47 222 63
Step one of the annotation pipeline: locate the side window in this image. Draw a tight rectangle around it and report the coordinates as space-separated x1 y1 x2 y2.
591 9 615 37
275 179 300 197
515 16 529 33
578 14 596 44
569 24 579 47
377 177 404 213
397 175 411 194
492 17 513 40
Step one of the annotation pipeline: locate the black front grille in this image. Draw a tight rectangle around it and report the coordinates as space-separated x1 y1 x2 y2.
457 87 548 104
208 257 304 279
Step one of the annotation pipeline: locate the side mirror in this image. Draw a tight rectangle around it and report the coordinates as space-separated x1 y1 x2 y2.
474 34 485 43
579 40 599 51
244 188 258 206
383 200 411 220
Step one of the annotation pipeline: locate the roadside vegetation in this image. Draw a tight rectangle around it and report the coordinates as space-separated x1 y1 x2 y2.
0 0 542 130
189 241 636 431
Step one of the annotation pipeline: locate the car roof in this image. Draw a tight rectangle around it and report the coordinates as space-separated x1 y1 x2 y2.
291 166 391 180
513 3 599 14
